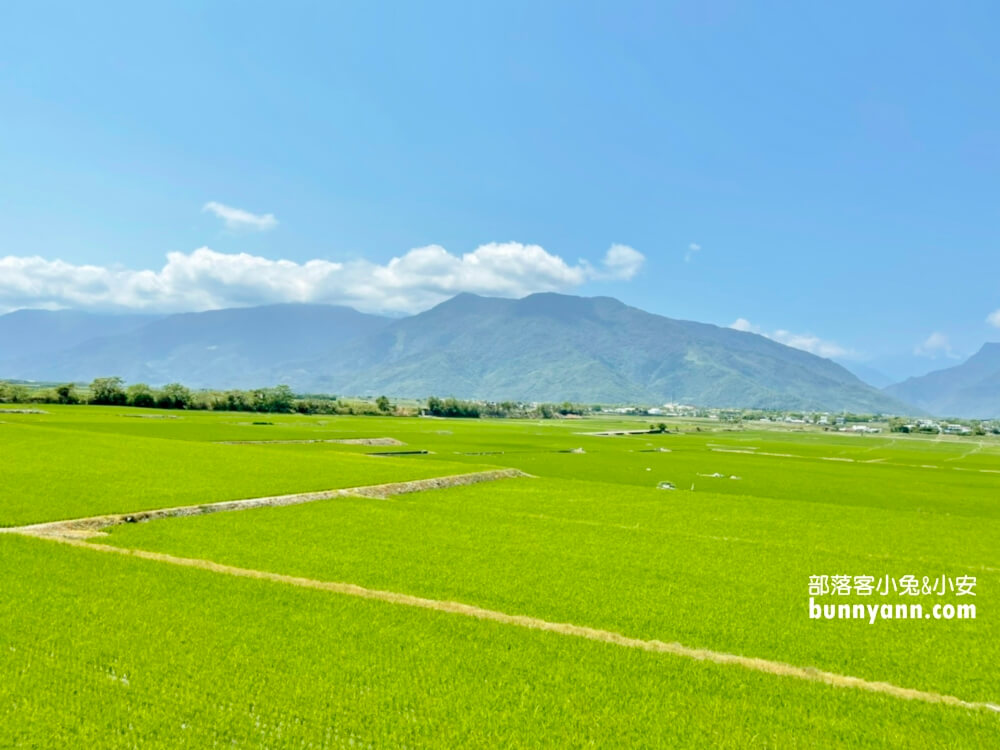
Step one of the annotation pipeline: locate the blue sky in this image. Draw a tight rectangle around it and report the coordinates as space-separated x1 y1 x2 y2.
1 1 998 380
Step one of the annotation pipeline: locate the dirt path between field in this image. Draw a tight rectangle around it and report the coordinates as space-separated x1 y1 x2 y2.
20 534 1000 714
1 469 528 540
945 441 986 462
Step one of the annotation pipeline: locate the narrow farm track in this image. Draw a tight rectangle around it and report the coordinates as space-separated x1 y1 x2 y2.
0 468 529 539
18 534 1000 715
945 441 986 462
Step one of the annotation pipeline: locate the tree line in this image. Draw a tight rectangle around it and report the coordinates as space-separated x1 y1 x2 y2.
423 396 589 419
1 377 359 414
0 378 592 419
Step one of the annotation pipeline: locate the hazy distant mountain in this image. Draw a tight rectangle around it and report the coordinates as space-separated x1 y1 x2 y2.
836 360 895 389
0 309 160 361
0 294 918 411
296 293 913 412
884 343 1000 418
0 304 389 388
861 352 954 384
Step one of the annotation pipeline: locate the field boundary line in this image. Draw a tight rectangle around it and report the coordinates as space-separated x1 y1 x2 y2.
0 469 529 539
19 535 1000 715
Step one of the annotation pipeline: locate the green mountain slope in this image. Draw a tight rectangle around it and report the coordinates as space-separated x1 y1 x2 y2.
1 304 389 388
299 293 912 412
2 294 917 411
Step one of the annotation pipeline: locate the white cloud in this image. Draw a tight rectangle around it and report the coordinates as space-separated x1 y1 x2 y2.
0 243 645 315
987 309 1000 328
203 201 278 232
595 244 645 280
684 242 701 263
914 331 958 359
771 329 850 359
728 318 851 359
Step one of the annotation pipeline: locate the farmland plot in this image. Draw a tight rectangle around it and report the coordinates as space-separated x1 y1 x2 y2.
2 407 998 747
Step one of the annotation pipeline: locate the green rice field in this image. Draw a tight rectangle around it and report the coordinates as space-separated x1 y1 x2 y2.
2 405 998 747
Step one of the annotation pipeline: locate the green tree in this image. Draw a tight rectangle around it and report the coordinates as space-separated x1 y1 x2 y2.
424 395 480 418
221 390 251 412
263 385 295 413
0 382 27 403
126 383 156 408
376 395 392 413
90 376 127 405
55 384 79 404
157 383 192 410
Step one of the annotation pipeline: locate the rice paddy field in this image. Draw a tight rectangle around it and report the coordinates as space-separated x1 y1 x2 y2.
2 405 999 747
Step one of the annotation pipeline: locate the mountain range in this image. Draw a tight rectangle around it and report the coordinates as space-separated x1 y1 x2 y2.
884 343 1000 418
0 305 387 391
0 293 939 413
0 309 160 360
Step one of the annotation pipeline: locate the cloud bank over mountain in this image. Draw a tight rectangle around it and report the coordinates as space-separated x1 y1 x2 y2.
0 243 644 315
729 318 852 359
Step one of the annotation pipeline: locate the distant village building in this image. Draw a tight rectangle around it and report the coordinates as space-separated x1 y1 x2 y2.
846 424 881 433
944 424 972 435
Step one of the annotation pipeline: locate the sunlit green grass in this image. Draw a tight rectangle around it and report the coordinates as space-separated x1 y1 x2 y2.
102 476 1000 703
421 442 1000 517
3 534 997 749
3 405 999 746
0 420 481 526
